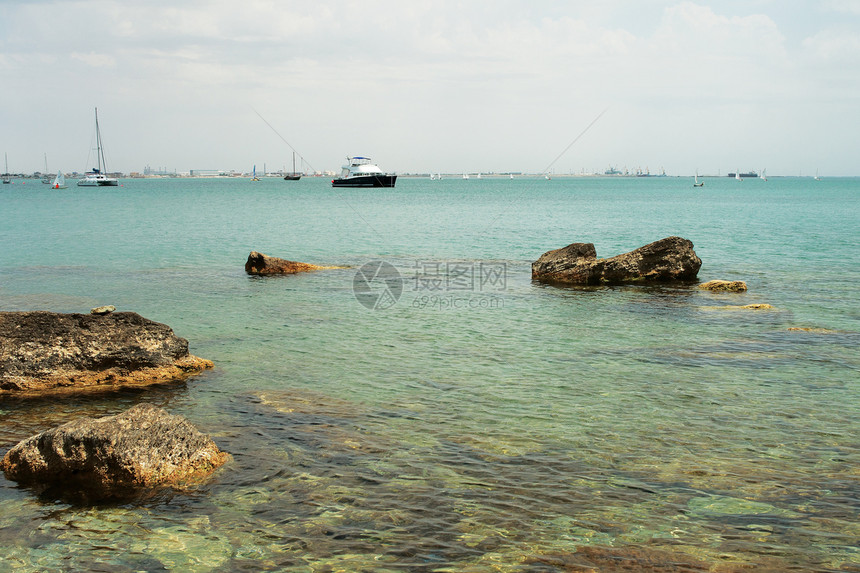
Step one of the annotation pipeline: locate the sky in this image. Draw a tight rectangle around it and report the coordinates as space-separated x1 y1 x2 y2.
1 0 858 176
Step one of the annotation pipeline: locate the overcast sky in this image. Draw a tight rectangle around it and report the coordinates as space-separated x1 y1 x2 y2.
1 0 858 176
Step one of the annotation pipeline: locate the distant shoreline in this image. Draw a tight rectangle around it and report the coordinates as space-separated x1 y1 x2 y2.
3 173 852 180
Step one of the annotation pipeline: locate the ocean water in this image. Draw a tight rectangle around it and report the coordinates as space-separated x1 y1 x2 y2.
0 175 858 571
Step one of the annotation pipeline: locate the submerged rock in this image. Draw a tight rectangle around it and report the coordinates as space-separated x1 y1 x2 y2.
0 403 229 500
687 495 800 517
532 236 702 285
0 311 212 395
699 280 747 292
530 546 714 572
700 303 775 311
244 251 329 275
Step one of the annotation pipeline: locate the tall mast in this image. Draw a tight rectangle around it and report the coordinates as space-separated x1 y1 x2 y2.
94 108 103 173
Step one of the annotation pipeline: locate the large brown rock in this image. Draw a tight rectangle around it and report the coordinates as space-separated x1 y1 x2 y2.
244 251 327 275
0 404 229 500
532 236 702 285
0 311 212 395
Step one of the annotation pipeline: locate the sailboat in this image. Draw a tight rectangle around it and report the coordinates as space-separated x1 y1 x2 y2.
283 152 301 180
735 169 742 182
251 165 260 181
760 168 767 182
693 171 704 187
42 153 51 183
78 108 118 186
814 169 821 181
52 170 67 189
3 153 10 184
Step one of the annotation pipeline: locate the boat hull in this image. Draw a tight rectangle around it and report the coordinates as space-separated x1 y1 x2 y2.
283 174 302 181
332 174 396 188
77 176 118 187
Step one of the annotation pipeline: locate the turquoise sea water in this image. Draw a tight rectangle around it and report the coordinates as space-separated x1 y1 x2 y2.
0 175 858 571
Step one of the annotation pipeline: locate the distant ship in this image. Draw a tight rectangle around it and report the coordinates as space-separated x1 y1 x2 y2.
332 157 396 188
727 171 758 178
635 167 667 177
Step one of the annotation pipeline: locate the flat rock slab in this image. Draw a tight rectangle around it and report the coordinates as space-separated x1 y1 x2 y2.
0 311 212 395
0 403 229 500
699 280 748 292
532 236 702 285
245 251 331 275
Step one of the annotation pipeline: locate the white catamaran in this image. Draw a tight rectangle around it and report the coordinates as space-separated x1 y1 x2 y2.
78 108 118 187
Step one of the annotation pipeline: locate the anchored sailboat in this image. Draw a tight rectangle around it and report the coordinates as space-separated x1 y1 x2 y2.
42 153 51 184
283 152 302 180
78 108 118 186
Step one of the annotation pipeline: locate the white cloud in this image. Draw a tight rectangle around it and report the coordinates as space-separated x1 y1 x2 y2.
822 0 860 15
0 1 858 175
70 52 117 68
802 30 860 61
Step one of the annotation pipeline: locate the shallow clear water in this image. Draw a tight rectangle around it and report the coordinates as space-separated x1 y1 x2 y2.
1 175 858 571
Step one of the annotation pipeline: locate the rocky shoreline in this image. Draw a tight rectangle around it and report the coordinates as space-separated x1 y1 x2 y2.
0 310 212 396
0 310 223 500
0 243 778 502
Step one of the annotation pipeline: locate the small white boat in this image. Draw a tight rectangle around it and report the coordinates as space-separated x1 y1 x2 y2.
78 108 118 187
693 172 704 187
52 170 67 189
331 157 396 188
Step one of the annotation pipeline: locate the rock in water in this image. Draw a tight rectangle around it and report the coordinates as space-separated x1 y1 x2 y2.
245 251 326 275
0 311 213 395
698 280 747 292
0 404 229 499
532 236 702 285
